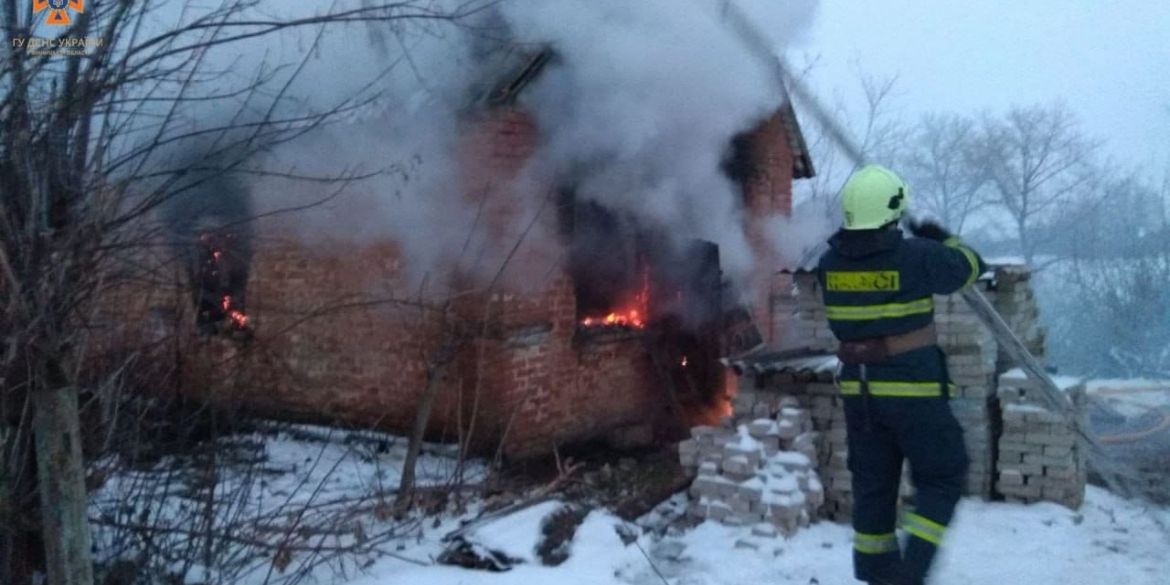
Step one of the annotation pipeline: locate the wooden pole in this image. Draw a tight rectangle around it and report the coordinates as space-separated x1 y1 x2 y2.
32 387 94 585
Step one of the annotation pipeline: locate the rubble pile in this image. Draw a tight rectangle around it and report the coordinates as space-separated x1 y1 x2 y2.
750 374 855 522
678 397 825 539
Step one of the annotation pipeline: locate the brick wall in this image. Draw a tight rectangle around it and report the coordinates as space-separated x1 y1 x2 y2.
96 104 804 459
740 109 796 346
94 237 460 432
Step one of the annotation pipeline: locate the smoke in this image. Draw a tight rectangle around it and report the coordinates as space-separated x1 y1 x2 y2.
147 0 495 288
496 0 819 282
764 199 835 270
141 0 821 292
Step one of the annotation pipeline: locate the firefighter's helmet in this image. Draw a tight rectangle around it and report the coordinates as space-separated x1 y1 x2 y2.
840 164 909 230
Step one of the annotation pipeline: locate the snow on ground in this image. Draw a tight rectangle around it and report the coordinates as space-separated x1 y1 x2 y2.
935 488 1169 585
355 486 1170 585
461 500 567 564
89 424 487 584
90 425 1170 585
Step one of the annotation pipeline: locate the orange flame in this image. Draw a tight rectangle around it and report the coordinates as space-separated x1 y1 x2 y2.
580 310 645 328
228 310 249 328
222 295 249 329
579 267 650 329
719 370 736 417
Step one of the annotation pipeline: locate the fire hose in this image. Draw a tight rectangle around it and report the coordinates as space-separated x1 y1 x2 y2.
715 1 1146 498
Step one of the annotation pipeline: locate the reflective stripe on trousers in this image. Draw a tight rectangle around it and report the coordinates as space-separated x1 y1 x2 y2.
854 531 899 555
902 510 947 546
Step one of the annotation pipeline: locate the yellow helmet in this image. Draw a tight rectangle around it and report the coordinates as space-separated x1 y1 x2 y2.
840 164 909 230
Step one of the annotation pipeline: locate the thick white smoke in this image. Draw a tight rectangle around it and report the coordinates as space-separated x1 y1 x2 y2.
765 200 835 270
497 0 819 282
145 0 821 291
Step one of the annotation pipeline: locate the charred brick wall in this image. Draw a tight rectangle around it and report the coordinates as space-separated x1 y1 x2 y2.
95 104 804 459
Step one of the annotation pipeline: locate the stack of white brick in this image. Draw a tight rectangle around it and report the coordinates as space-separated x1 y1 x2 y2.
744 370 857 523
678 401 825 537
934 289 1001 499
995 370 1087 508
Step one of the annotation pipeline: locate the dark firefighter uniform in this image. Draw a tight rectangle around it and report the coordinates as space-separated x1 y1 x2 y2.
817 227 986 585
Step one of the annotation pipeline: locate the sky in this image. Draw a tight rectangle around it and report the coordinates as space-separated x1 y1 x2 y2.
790 0 1170 172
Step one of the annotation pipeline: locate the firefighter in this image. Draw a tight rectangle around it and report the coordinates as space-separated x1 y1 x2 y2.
816 164 987 585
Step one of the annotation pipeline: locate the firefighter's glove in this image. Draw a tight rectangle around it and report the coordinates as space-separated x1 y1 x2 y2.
907 219 952 242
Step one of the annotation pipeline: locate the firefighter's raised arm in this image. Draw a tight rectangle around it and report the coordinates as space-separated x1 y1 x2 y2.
906 219 988 295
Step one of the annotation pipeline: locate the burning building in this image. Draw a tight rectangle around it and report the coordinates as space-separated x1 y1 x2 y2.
108 43 814 458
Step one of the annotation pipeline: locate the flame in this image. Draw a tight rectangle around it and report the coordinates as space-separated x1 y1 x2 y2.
228 309 249 328
681 356 688 367
581 309 645 328
200 232 250 333
221 294 248 329
720 370 737 417
580 266 650 329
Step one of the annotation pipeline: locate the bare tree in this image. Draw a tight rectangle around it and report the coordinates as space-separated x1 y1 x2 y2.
854 72 908 165
794 66 907 223
0 2 489 583
1037 172 1156 370
970 102 1098 266
1039 161 1170 379
899 112 986 234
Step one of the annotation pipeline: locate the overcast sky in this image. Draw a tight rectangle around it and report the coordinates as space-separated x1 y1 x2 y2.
789 0 1170 173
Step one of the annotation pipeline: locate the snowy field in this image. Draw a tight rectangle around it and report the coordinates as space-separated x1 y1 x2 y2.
88 425 1170 585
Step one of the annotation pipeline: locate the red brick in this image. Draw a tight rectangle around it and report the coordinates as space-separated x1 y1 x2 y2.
91 102 802 459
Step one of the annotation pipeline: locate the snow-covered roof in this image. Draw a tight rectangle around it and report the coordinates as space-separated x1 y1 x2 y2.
1000 367 1087 392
